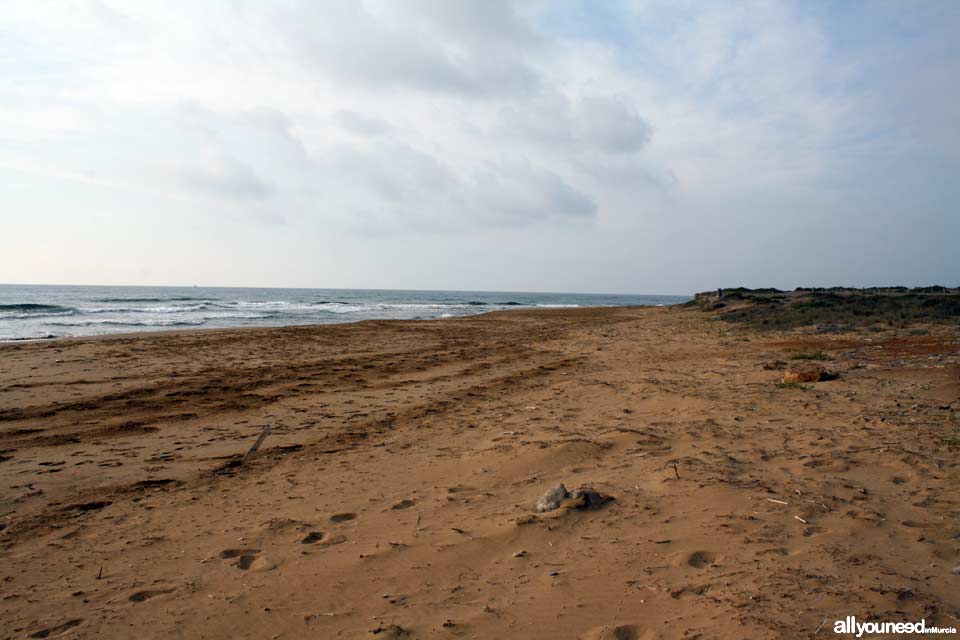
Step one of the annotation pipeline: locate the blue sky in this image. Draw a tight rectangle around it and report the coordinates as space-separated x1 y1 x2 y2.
1 0 957 294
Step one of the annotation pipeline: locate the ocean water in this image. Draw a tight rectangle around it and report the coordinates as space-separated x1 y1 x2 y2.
0 284 690 341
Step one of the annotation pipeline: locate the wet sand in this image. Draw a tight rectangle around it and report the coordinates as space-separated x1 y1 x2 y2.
1 306 958 639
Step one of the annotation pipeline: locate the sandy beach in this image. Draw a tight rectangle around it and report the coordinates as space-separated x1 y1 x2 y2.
1 305 958 639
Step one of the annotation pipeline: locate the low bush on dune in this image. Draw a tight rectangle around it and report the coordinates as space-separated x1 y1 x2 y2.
697 288 960 330
789 350 830 360
775 381 809 390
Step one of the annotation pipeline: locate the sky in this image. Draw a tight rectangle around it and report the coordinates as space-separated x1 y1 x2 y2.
1 0 958 295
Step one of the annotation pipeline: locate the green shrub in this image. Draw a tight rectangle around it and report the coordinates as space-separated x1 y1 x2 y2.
789 350 829 361
775 381 808 389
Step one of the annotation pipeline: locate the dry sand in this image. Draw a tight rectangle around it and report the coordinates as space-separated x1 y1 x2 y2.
0 306 958 639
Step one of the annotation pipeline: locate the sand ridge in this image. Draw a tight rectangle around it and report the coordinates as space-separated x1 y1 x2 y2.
0 306 958 638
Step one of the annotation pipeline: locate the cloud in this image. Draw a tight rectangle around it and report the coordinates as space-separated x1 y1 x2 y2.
497 94 652 154
470 167 596 224
174 155 274 200
276 0 540 97
303 142 595 232
574 97 652 154
145 100 598 230
399 0 540 48
333 110 393 137
1 0 958 291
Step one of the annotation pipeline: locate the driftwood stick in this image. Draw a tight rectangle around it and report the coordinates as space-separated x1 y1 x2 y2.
241 424 271 465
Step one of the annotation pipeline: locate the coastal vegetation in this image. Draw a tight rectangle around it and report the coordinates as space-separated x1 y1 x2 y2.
689 286 960 329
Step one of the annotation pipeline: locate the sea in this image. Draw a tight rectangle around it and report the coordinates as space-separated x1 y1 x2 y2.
0 284 691 341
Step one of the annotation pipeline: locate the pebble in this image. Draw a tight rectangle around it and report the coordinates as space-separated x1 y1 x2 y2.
534 483 613 512
535 484 569 512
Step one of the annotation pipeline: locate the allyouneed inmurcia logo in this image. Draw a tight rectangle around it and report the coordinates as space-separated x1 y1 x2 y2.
834 616 957 636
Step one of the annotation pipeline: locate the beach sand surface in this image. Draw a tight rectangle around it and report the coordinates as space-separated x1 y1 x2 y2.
1 306 958 639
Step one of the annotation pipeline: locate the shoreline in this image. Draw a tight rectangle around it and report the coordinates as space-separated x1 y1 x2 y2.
0 303 682 345
0 284 691 344
1 304 957 638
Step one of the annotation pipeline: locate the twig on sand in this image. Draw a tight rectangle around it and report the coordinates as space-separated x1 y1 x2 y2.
240 424 271 466
414 513 421 537
97 565 103 580
814 618 827 634
767 499 788 505
672 460 680 479
794 515 808 524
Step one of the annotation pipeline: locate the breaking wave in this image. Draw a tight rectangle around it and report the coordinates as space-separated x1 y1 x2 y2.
0 286 690 340
0 303 76 314
93 297 204 303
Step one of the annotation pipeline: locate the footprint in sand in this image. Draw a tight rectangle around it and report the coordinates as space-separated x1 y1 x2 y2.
446 485 475 493
301 531 325 544
330 513 356 523
578 624 655 640
391 499 416 510
128 588 174 603
682 551 717 569
369 623 409 638
301 531 347 546
258 517 311 532
63 501 111 513
28 619 83 638
218 548 277 571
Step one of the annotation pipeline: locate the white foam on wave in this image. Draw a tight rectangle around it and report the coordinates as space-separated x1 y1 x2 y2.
84 304 209 314
45 301 528 329
47 318 208 327
0 287 683 340
0 311 76 320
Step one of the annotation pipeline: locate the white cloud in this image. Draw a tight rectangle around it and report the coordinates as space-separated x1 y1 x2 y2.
275 0 540 97
333 110 393 137
0 0 957 291
174 155 274 200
